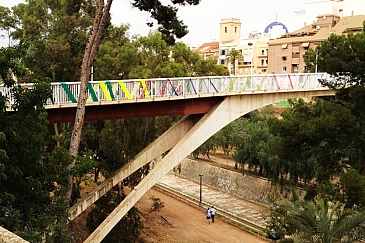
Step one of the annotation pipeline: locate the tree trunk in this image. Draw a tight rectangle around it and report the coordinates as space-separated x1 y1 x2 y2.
66 0 113 200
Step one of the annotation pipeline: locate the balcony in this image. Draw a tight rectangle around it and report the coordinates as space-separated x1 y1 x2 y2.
256 64 268 68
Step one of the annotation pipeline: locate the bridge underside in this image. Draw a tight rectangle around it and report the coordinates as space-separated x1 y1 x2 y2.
47 96 224 123
67 90 334 243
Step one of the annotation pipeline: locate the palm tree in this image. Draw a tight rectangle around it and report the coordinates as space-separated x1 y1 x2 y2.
226 49 243 75
269 197 365 243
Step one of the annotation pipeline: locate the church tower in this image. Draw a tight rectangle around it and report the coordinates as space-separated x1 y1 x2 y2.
219 18 241 42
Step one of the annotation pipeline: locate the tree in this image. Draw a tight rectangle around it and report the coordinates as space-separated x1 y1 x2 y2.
68 0 202 200
90 24 131 80
302 47 317 73
268 196 365 243
9 1 95 82
0 6 16 46
191 136 217 160
226 49 243 75
267 98 359 186
0 41 74 241
339 168 365 209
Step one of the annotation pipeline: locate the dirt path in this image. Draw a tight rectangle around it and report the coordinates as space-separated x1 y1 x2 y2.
136 188 267 243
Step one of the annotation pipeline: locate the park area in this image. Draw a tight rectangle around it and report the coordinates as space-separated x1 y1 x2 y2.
70 151 268 243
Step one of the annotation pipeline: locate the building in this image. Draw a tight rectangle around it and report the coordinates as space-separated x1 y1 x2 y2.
219 18 241 42
294 0 365 31
217 19 288 75
193 41 220 60
195 18 287 76
268 14 365 74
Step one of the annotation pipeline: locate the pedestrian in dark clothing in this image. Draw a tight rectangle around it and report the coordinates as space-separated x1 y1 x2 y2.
206 207 211 224
210 206 216 223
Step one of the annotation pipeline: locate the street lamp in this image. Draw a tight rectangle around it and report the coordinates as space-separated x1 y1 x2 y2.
268 231 280 243
248 42 253 75
199 174 203 206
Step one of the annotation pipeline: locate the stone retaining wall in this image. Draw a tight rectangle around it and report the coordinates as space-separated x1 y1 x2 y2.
176 158 305 205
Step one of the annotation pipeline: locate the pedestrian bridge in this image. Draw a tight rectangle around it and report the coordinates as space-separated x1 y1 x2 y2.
2 73 336 243
3 73 334 123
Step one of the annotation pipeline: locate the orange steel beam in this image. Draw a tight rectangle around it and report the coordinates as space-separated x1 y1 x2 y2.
46 96 224 123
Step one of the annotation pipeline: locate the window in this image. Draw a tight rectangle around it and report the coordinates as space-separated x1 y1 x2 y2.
261 49 265 55
262 69 267 73
293 64 298 72
235 27 237 33
282 56 287 61
225 27 227 33
261 59 265 65
221 50 226 55
220 59 225 65
282 66 287 72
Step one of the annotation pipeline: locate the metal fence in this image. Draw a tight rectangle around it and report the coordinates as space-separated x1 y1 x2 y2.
0 73 331 107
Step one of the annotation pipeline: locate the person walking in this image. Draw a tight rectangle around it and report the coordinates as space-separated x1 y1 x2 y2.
210 206 216 223
206 207 211 224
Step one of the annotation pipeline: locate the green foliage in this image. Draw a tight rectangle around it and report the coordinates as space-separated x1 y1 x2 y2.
226 49 243 75
232 107 279 176
302 47 316 73
8 1 95 82
0 43 72 241
0 39 29 86
131 0 201 45
268 98 358 186
0 6 17 46
215 119 246 157
93 24 131 80
267 196 365 243
192 136 218 160
339 168 365 209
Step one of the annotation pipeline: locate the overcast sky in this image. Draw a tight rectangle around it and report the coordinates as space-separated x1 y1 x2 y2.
0 0 313 47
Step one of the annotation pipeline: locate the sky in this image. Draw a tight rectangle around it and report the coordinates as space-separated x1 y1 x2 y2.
0 0 312 47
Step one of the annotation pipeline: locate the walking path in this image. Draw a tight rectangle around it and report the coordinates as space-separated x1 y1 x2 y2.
158 172 269 229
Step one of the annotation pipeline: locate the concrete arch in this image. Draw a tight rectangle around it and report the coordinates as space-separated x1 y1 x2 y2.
84 89 334 242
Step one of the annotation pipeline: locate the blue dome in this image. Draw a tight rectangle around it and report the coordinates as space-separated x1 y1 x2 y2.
264 22 288 33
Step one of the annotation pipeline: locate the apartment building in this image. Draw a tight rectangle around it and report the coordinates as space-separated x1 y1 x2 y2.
294 0 365 31
268 14 365 74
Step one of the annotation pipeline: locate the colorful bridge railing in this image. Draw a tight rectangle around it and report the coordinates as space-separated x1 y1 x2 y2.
1 73 331 107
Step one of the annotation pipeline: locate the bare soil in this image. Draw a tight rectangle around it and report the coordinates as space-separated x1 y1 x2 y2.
136 188 266 243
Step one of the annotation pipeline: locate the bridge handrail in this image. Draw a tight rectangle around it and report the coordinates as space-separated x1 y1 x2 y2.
0 73 331 107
